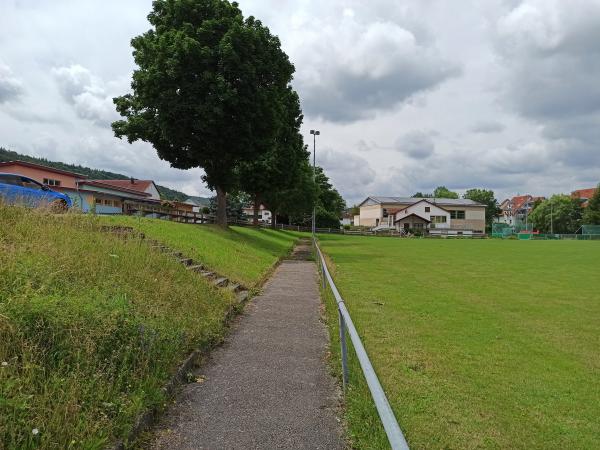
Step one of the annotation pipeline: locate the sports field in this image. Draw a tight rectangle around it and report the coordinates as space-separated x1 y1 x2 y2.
318 235 600 449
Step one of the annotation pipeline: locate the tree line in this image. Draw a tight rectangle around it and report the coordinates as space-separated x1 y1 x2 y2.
112 0 343 227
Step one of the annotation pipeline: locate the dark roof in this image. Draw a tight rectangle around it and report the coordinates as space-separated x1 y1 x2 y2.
360 196 485 207
0 160 88 178
394 213 431 223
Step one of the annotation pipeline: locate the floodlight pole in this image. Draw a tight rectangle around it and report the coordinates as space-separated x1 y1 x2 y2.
550 202 553 235
310 130 320 242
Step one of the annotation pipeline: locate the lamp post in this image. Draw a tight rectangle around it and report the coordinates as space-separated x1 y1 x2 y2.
310 129 320 240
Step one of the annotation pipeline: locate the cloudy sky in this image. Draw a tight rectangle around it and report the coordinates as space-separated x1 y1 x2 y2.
1 0 599 204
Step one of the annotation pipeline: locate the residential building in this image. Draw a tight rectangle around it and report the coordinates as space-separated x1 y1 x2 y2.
571 188 598 208
358 196 486 234
0 160 155 214
497 195 545 226
242 204 272 223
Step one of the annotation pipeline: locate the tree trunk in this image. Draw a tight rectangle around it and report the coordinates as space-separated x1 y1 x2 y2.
253 193 260 226
216 186 227 227
271 212 277 229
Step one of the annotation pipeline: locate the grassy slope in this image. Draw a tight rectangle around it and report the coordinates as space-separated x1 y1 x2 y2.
0 208 298 449
318 235 600 449
102 216 301 286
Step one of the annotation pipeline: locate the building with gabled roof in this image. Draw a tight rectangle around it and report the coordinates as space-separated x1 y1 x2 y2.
571 188 598 207
358 196 486 234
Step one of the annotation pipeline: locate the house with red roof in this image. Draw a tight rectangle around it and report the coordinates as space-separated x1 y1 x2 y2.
0 160 158 214
497 194 545 226
571 188 598 208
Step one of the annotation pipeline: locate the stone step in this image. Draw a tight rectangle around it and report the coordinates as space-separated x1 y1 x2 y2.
236 290 249 303
178 257 194 266
212 277 228 288
226 283 242 293
187 264 204 273
169 251 183 258
200 271 215 279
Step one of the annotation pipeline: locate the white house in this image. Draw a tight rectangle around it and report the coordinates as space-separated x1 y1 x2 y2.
394 200 450 233
242 204 272 224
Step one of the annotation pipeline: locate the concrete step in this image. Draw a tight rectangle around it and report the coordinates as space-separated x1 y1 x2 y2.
226 283 242 293
236 290 249 303
200 271 215 279
212 277 228 288
187 264 204 273
178 257 194 266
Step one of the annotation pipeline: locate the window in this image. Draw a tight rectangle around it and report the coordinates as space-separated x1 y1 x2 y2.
0 174 24 186
413 222 424 229
20 178 43 190
104 199 113 206
431 215 447 223
425 206 430 212
95 198 102 204
450 210 465 219
43 178 61 187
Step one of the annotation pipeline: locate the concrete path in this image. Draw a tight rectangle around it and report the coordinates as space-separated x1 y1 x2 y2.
151 242 345 449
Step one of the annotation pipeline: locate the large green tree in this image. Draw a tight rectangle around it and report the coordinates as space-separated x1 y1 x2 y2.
582 184 600 225
464 188 500 230
314 167 346 227
236 88 307 225
112 0 295 226
433 186 459 199
529 195 583 233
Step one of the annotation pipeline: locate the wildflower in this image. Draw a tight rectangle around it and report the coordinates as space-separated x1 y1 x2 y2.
1 361 7 367
32 428 39 435
109 254 118 258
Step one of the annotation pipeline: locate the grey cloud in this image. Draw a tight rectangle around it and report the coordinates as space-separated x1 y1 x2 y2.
0 63 24 103
295 19 460 123
318 148 377 202
496 1 600 120
52 64 119 127
471 121 505 134
394 130 436 159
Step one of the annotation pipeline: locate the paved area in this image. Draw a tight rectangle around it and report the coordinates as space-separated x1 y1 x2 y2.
151 242 345 449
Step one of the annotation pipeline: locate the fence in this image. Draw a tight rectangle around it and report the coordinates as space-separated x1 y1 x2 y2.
314 238 410 450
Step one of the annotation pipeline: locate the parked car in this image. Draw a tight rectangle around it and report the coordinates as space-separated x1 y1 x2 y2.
0 173 72 211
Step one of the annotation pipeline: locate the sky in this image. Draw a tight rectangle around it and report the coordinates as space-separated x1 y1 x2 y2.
1 0 599 205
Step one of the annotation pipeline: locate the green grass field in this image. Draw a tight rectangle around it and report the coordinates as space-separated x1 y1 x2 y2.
318 235 600 449
102 216 300 286
0 207 298 449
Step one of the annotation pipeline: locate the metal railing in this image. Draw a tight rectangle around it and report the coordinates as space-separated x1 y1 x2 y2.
314 238 410 450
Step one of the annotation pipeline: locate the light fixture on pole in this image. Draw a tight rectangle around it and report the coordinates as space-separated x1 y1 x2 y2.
310 130 320 240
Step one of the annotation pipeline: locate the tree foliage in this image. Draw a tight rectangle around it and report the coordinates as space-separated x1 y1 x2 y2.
464 188 500 229
433 186 459 199
529 195 583 233
112 0 295 225
582 184 600 225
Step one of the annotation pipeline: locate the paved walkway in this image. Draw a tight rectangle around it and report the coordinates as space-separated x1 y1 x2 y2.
151 242 345 449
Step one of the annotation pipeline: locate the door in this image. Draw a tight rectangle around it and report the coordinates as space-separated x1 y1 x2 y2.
403 223 410 232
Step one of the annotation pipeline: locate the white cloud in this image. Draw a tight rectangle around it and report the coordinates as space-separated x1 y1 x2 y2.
52 64 120 127
0 62 24 103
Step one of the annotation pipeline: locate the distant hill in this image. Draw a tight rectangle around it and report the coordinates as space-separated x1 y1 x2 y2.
0 147 210 203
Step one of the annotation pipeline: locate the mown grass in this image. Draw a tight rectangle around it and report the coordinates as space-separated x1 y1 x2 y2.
102 216 300 286
0 205 296 449
318 235 600 449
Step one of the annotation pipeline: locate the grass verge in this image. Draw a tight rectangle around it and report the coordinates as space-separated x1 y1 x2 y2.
102 216 301 287
318 235 600 449
0 207 297 449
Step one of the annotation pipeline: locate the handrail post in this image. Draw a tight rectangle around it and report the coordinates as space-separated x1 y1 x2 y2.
339 309 349 390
